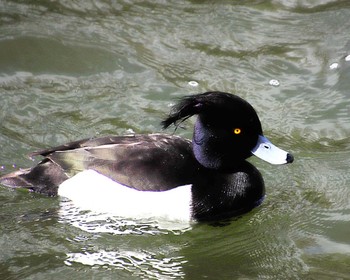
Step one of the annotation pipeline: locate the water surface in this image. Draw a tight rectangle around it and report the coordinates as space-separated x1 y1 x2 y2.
1 0 350 279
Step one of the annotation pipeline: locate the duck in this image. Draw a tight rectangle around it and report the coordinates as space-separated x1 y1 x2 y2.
0 91 293 222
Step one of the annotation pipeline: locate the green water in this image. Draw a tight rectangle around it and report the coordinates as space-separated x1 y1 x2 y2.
1 0 350 279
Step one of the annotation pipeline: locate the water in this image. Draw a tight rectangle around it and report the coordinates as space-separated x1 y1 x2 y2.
1 0 350 278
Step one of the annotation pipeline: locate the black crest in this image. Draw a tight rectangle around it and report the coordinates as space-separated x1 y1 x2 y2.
161 91 245 129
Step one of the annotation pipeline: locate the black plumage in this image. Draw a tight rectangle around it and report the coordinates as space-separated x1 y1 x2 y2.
0 91 293 221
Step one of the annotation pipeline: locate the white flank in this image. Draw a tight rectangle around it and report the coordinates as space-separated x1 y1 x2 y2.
58 170 192 222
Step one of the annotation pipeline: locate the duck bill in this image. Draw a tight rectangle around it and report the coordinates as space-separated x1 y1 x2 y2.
251 135 293 165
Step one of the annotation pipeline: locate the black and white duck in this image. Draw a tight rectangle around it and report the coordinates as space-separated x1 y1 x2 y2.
0 91 293 222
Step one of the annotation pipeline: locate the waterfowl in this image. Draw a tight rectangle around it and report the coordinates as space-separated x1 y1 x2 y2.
0 91 293 222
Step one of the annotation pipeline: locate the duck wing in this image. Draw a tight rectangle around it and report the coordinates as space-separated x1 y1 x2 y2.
42 134 198 192
1 134 199 195
30 134 151 157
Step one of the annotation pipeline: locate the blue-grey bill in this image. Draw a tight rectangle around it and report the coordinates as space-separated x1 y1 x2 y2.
251 135 290 165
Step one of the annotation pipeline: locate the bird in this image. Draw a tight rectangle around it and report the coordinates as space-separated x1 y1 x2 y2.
0 91 293 222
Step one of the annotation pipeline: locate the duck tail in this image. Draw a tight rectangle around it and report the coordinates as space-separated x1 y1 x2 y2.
0 159 68 196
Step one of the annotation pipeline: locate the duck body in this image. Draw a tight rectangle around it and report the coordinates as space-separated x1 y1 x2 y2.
0 92 293 222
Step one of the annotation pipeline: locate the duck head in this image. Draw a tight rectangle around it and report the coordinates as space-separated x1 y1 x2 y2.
163 91 293 170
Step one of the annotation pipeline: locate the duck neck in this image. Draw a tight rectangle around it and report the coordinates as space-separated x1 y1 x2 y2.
191 161 265 221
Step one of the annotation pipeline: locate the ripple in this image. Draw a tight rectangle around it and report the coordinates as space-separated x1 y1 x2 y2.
58 199 192 235
1 0 350 279
65 249 187 278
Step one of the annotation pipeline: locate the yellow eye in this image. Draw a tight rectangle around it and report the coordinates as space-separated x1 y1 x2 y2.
233 128 241 135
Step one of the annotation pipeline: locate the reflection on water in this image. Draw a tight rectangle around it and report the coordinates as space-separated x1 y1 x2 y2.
58 200 191 279
65 250 187 279
58 200 191 278
58 199 192 234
